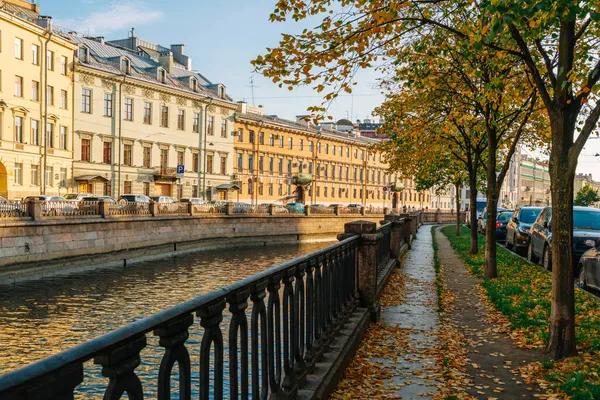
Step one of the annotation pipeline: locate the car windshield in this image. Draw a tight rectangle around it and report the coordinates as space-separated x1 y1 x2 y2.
519 208 542 223
64 194 78 199
497 212 512 222
574 210 600 230
120 195 136 201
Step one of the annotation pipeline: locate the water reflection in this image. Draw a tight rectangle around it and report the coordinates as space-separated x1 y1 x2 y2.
0 241 332 381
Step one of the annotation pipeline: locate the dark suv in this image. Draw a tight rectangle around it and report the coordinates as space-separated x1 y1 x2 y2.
505 207 543 255
528 206 600 270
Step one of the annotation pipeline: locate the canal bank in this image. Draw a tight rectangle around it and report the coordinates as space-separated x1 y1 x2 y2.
0 214 385 284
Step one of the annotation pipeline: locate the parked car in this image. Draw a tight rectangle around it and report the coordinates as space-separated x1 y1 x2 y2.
505 207 543 255
348 203 362 209
80 196 116 203
150 196 177 204
285 202 305 213
118 194 151 203
476 207 507 234
0 195 21 214
529 206 600 271
64 193 93 202
24 195 70 215
578 239 600 291
328 204 343 209
180 198 205 204
206 200 228 213
231 202 254 213
256 203 289 213
494 211 514 241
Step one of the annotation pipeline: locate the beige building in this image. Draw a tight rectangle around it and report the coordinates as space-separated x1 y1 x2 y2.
0 1 77 199
64 32 237 199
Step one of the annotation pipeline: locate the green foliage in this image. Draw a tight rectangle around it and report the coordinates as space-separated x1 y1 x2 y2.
575 184 600 206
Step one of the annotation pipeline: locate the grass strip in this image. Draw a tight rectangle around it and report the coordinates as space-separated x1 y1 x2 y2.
431 226 444 313
441 225 600 399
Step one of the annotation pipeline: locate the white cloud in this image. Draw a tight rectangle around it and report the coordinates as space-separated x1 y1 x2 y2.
57 1 164 35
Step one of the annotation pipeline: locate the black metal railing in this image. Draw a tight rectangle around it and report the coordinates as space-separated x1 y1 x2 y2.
376 222 392 279
0 235 360 399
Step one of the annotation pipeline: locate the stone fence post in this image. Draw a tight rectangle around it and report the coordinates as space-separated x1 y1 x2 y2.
384 214 407 260
360 206 366 216
188 202 196 216
334 205 340 216
99 200 109 218
268 204 275 216
436 209 441 224
383 207 390 215
305 205 311 216
149 201 158 217
226 202 234 215
400 213 413 248
28 199 42 221
338 220 382 322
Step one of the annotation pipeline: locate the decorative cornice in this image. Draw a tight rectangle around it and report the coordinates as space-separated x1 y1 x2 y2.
101 79 113 90
142 88 155 99
80 74 96 85
176 97 188 107
159 93 171 103
123 85 136 95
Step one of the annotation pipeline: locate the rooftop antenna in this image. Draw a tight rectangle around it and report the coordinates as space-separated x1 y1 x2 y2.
248 76 258 106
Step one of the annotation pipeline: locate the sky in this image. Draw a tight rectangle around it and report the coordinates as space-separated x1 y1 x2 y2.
41 0 385 124
40 0 600 180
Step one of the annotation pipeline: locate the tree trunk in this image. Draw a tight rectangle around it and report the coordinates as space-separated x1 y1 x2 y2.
468 173 479 254
485 132 498 280
547 116 578 360
455 183 461 236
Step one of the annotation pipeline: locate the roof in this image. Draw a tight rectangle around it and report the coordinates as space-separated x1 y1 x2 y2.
216 183 241 190
0 1 39 22
74 175 109 182
58 33 234 103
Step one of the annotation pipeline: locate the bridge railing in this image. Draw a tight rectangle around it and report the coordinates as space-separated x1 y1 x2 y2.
0 235 361 399
422 211 467 224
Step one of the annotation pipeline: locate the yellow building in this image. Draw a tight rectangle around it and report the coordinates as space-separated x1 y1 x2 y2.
234 103 429 208
0 1 77 199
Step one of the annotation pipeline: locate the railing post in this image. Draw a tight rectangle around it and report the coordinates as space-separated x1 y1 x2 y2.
268 204 275 215
436 209 441 223
94 336 146 399
28 199 42 221
188 202 195 216
150 200 158 217
383 207 389 215
99 199 109 218
334 205 340 216
384 214 406 260
360 206 365 215
400 213 413 248
226 202 234 216
304 205 311 216
339 221 381 322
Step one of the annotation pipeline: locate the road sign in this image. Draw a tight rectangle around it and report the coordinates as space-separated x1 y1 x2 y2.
383 186 388 192
176 165 185 178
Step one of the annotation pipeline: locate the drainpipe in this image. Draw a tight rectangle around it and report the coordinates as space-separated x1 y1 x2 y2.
202 98 213 200
117 74 126 197
197 95 211 199
255 120 264 206
42 19 53 195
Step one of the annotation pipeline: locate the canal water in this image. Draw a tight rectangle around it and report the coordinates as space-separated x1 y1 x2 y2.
0 241 334 397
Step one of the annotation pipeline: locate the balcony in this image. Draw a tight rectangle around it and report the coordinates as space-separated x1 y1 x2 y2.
153 166 178 181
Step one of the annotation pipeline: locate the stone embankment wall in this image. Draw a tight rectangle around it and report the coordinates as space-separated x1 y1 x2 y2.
0 215 384 282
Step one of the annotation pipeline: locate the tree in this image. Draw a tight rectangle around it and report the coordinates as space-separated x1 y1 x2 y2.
253 0 599 359
575 183 600 206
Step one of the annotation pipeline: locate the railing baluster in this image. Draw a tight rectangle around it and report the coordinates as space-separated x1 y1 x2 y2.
294 262 307 380
250 282 269 400
198 301 226 400
94 335 146 400
281 269 297 394
154 314 193 400
304 259 316 370
312 256 324 357
228 291 249 400
267 277 282 396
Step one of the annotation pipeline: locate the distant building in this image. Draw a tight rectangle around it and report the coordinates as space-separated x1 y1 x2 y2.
574 173 600 208
358 119 386 139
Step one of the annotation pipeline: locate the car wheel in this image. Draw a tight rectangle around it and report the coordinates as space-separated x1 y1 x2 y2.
579 266 587 289
543 245 552 271
506 233 513 250
528 242 539 263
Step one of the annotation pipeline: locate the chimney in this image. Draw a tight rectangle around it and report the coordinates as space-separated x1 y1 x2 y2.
296 115 311 128
171 44 192 70
36 16 53 30
237 101 248 114
158 51 173 73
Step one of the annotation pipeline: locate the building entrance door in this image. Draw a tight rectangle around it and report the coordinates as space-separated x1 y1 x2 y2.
0 162 8 199
156 183 171 196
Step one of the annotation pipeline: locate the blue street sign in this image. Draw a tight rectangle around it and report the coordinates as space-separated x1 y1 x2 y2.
176 165 185 178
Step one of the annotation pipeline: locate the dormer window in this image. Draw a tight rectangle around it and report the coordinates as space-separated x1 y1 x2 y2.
158 68 167 84
217 84 225 98
191 77 198 92
78 46 89 63
121 58 131 74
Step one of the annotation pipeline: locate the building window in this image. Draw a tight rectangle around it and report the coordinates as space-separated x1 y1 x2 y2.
193 153 199 172
31 119 40 145
309 141 313 152
14 163 23 185
177 151 184 166
15 38 23 59
32 44 39 65
248 182 253 195
121 58 130 74
193 112 200 133
299 139 303 151
15 75 23 97
249 130 255 143
258 184 263 196
268 183 273 195
278 158 283 173
159 69 166 83
161 105 169 127
177 109 185 130
14 116 23 143
46 123 54 148
124 181 132 194
81 88 92 113
143 146 151 168
237 128 244 142
325 144 329 154
60 90 67 109
258 156 264 172
221 120 227 137
144 102 152 124
124 98 133 121
31 165 39 186
104 93 113 117
143 182 150 196
207 116 214 135
220 154 227 175
207 154 214 174
59 126 67 150
45 167 53 187
46 85 54 106
248 154 254 171
79 46 88 63
124 144 132 166
287 159 292 174
103 142 112 164
60 56 68 75
317 142 321 153
269 134 274 146
278 184 283 196
288 137 293 149
279 135 284 148
59 168 67 187
160 149 168 169
259 131 265 145
46 50 54 70
104 181 112 196
269 157 274 172
237 152 243 171
81 138 91 162
333 145 336 155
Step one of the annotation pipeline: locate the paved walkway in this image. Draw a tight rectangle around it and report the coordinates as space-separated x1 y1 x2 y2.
376 227 440 398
